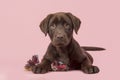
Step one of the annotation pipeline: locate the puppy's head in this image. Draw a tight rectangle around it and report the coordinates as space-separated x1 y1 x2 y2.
39 12 81 47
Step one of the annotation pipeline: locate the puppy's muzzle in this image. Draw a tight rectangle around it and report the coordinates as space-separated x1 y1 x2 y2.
55 34 65 40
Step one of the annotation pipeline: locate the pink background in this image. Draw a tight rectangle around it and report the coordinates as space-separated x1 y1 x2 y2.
0 0 120 80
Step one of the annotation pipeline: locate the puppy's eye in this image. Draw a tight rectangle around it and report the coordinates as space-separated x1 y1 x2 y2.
50 24 56 29
64 23 70 29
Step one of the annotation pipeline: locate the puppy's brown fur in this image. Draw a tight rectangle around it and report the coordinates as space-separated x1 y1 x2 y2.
32 12 105 74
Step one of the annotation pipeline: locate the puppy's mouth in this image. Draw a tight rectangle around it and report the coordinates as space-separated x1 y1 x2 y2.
52 41 67 47
53 42 65 46
56 43 65 46
52 37 70 47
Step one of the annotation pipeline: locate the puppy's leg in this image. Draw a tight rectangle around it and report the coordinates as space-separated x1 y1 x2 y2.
85 51 93 64
81 52 99 74
32 59 51 74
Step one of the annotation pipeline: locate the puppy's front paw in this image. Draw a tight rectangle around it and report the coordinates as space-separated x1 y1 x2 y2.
32 64 50 74
82 66 100 74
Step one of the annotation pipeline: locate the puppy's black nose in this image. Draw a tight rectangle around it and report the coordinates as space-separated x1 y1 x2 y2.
56 35 64 39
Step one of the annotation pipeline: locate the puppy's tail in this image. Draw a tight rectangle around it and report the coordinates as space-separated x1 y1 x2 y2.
81 46 106 51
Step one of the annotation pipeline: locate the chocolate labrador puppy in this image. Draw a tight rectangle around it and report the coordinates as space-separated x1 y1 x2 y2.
32 12 105 74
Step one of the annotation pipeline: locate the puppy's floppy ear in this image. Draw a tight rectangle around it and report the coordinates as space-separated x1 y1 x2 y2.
39 14 53 36
66 13 81 34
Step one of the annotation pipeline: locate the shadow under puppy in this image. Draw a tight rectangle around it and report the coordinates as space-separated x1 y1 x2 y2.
32 12 105 74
